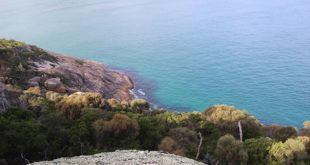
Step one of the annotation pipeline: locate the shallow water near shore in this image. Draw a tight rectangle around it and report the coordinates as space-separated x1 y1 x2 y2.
1 0 310 127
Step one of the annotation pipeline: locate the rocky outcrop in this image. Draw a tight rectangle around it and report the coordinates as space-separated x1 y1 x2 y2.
0 39 134 111
44 78 66 93
0 82 9 112
31 150 206 165
40 52 134 100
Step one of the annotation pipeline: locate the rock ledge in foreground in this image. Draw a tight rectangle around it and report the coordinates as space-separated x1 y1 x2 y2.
31 150 206 165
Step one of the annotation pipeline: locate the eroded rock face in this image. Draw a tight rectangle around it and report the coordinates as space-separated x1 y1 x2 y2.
0 40 134 111
31 150 206 165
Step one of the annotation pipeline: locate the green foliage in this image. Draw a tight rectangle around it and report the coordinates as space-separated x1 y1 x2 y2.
297 136 310 153
202 105 261 139
6 39 310 164
130 99 149 112
0 91 309 165
264 125 297 142
198 122 221 156
0 39 55 64
106 98 123 111
45 91 65 102
20 92 52 113
0 39 26 49
0 108 47 163
92 114 140 150
138 115 169 150
159 127 199 157
40 110 72 158
215 134 248 165
56 92 105 120
245 138 274 165
268 138 308 165
158 137 184 155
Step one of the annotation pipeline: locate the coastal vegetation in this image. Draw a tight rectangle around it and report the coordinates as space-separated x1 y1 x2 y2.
0 39 310 165
1 102 309 165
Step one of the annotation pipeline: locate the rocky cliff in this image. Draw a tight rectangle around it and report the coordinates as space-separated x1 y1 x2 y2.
0 39 134 111
31 150 206 165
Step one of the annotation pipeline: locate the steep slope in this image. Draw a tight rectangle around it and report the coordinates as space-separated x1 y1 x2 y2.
0 39 133 111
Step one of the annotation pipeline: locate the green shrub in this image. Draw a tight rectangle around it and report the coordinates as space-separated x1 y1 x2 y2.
130 99 149 112
0 108 47 163
245 138 274 165
158 127 199 157
46 91 65 102
138 115 169 150
215 134 248 165
268 138 308 165
264 125 297 142
0 39 26 49
106 98 123 111
92 114 140 150
158 137 184 156
56 92 105 120
202 105 261 139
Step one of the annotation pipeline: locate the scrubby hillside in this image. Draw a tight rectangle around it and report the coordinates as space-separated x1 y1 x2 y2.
0 39 133 111
0 39 309 165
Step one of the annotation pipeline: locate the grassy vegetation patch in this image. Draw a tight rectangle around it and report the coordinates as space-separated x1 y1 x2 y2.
0 39 26 49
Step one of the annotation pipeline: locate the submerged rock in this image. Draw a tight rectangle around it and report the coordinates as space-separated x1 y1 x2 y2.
31 150 206 165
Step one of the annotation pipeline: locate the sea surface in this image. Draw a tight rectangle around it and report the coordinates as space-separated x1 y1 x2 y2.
0 0 310 127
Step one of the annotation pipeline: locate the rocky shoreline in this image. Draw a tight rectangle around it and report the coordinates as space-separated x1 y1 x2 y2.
42 51 135 101
0 40 135 111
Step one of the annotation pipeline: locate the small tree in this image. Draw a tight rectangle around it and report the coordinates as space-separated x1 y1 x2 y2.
245 138 274 165
264 125 297 142
0 108 47 163
158 137 184 156
92 114 139 149
202 105 261 139
158 127 199 157
138 116 168 150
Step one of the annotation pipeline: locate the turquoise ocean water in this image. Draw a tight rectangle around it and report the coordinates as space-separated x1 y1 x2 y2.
0 0 310 127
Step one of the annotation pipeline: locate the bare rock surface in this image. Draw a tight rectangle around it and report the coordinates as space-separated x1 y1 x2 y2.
0 40 134 111
31 150 206 165
38 52 134 100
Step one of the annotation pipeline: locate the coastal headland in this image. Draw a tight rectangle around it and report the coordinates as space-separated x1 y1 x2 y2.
0 39 309 165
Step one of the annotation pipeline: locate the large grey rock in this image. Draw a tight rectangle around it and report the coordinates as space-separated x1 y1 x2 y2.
31 150 206 165
28 76 41 86
44 77 66 93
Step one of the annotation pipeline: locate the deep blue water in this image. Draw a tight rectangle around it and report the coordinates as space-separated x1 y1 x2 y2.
1 0 310 127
